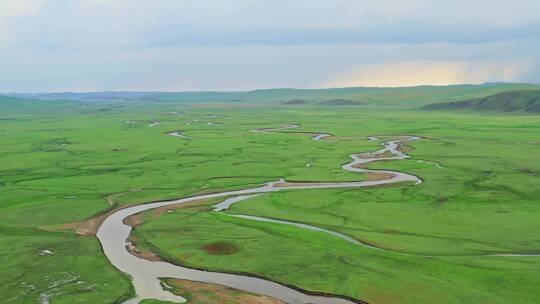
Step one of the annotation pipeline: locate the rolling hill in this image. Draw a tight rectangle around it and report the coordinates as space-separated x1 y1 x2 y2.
5 83 540 107
423 90 540 113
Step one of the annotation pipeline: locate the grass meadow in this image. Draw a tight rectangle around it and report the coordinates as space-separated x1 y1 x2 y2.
1 94 539 303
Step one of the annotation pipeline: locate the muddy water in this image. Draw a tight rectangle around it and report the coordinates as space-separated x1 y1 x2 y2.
97 130 420 304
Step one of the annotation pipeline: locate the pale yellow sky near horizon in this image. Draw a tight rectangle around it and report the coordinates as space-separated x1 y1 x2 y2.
325 59 534 88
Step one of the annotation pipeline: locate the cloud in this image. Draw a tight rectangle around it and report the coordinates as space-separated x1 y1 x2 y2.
0 1 539 91
0 0 43 18
0 0 43 46
3 0 540 49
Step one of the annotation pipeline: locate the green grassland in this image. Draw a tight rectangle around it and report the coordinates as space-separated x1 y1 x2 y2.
423 89 540 113
133 110 540 304
1 84 539 303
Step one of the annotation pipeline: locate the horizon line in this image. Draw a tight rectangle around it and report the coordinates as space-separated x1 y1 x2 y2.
3 82 539 95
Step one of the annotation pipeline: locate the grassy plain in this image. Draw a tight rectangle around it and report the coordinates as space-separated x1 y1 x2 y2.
133 110 540 304
1 85 539 303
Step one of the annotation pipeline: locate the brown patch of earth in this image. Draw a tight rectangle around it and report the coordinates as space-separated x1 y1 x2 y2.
364 172 395 181
398 143 415 153
40 195 213 236
165 278 285 304
126 236 163 262
39 210 115 236
356 151 395 159
40 190 143 236
123 198 212 228
122 198 217 261
201 242 239 255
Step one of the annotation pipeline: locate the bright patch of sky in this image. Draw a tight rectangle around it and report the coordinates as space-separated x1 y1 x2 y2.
0 0 539 91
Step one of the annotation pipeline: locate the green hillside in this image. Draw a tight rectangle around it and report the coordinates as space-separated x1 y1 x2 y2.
6 83 540 108
423 90 540 113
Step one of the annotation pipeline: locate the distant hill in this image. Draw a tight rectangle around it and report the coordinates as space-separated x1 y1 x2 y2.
423 90 540 113
317 99 367 105
0 95 79 116
284 99 306 105
5 83 540 107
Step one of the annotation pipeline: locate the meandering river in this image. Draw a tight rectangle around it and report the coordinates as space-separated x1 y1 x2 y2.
97 126 421 304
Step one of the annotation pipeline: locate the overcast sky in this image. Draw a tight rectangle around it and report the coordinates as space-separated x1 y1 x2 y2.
1 0 539 92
